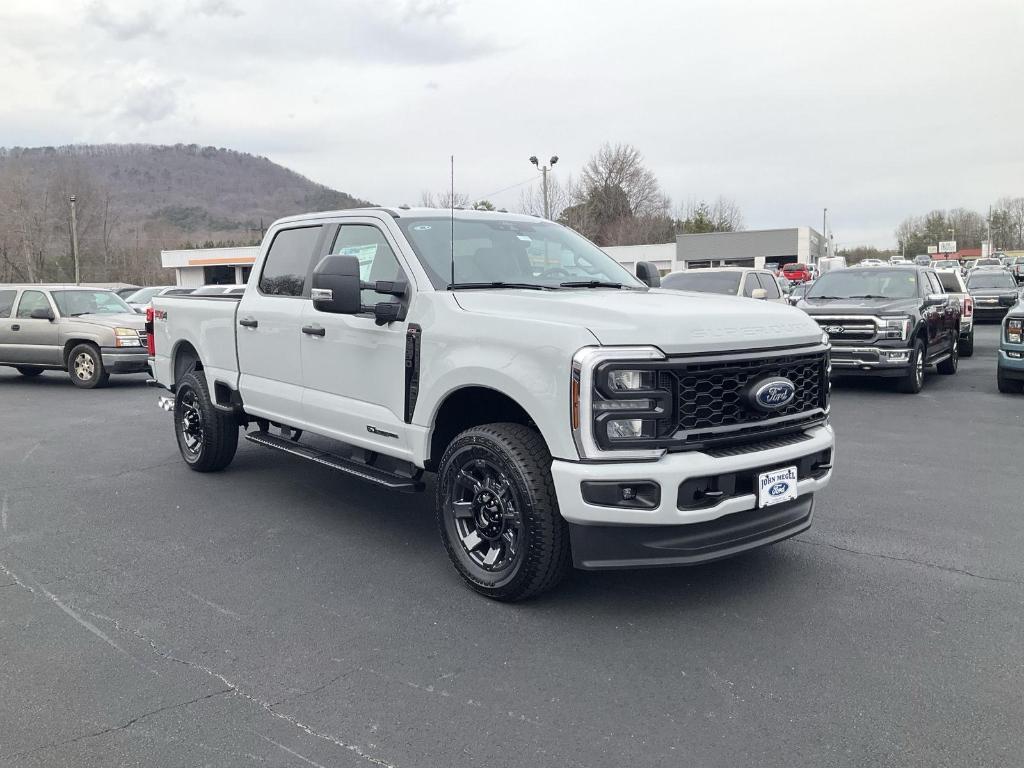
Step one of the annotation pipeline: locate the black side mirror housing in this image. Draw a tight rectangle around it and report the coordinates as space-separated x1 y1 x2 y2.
999 293 1018 307
312 254 362 314
30 307 55 321
636 261 661 288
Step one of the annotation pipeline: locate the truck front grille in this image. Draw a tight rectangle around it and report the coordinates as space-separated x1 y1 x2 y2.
657 348 828 448
810 316 877 343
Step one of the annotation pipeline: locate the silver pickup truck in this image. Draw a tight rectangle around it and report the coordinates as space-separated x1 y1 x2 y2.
0 285 149 387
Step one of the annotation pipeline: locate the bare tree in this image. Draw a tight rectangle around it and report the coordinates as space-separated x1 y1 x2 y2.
578 143 667 218
419 190 470 208
517 174 575 220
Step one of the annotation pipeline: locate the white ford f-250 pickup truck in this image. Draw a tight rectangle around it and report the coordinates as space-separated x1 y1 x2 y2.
149 208 835 601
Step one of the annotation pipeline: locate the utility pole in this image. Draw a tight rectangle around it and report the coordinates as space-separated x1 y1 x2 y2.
529 155 559 219
69 195 81 285
822 207 828 260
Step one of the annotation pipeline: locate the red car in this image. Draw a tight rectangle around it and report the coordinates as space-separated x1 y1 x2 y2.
782 263 812 283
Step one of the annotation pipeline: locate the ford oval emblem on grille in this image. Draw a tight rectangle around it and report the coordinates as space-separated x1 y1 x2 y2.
824 325 845 335
749 376 797 412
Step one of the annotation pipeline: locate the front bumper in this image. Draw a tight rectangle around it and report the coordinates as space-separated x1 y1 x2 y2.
998 348 1024 379
551 424 833 531
973 301 1009 317
569 495 813 569
100 347 150 374
828 346 912 376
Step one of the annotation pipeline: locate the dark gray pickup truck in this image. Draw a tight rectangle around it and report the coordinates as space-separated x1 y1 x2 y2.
796 266 960 394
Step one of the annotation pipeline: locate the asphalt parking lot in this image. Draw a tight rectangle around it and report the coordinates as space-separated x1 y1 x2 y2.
1 324 1022 768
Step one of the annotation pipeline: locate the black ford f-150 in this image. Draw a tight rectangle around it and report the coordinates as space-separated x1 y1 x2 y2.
796 266 961 393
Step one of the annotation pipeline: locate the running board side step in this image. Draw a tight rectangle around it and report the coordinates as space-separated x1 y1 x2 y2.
244 431 425 493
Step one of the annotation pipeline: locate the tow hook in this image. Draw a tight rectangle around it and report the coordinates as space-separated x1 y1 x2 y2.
157 396 174 412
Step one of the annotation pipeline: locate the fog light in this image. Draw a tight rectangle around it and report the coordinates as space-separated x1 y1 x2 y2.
1009 351 1022 359
884 350 910 362
606 419 655 440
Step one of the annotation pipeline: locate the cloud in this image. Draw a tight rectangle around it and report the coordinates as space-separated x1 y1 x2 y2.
85 1 164 40
194 0 243 18
117 79 179 124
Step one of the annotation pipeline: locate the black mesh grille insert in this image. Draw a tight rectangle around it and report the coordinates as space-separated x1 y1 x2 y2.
666 350 826 435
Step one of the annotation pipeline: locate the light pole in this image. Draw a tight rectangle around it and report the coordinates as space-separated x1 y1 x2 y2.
822 207 828 260
69 195 81 285
530 155 558 219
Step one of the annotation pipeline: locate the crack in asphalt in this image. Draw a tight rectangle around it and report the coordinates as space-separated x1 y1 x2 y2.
795 538 1024 586
1 456 179 494
0 558 398 767
5 689 234 761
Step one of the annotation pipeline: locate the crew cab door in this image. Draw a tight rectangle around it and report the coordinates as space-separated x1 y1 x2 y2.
923 271 954 354
299 219 415 459
8 290 61 365
0 289 18 363
236 224 327 424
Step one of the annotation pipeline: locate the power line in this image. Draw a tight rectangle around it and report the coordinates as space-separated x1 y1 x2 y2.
475 176 538 200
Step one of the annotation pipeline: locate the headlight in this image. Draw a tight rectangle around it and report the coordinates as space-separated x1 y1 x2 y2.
878 315 912 340
608 370 655 391
1008 319 1023 344
114 327 141 347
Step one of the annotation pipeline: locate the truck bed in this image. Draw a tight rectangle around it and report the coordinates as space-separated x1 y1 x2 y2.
150 294 241 389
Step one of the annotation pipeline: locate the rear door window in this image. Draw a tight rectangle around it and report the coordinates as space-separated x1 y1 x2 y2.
259 226 323 297
741 274 758 297
936 272 962 293
0 290 16 317
926 272 943 294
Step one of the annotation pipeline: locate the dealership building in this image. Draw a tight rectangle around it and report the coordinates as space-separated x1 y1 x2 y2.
606 227 827 274
160 246 259 288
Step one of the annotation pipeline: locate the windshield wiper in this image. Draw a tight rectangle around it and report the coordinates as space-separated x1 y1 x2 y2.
558 280 624 289
807 295 844 300
847 294 890 299
448 282 552 291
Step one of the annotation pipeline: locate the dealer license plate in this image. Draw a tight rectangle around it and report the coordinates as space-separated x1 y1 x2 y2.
757 466 798 508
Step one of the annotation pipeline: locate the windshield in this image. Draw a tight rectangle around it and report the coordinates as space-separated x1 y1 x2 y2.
806 269 919 299
661 271 742 295
976 259 1001 266
396 217 644 289
124 286 165 303
51 290 133 316
967 273 1017 290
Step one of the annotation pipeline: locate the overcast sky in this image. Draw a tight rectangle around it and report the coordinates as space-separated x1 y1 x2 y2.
1 0 1022 247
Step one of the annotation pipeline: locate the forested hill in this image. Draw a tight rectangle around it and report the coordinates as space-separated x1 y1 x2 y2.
0 144 371 283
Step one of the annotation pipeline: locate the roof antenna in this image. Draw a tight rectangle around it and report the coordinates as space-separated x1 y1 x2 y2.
449 154 455 289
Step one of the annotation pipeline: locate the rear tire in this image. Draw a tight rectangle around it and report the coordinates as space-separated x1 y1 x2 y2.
997 369 1022 394
937 340 958 375
67 344 109 389
16 366 44 377
436 423 570 602
896 338 926 393
174 370 238 472
958 330 974 357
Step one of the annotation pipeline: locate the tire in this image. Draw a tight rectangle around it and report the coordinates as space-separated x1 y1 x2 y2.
173 370 238 472
15 366 44 377
937 339 958 375
959 330 974 357
436 423 570 602
997 369 1023 394
67 344 109 389
896 338 926 393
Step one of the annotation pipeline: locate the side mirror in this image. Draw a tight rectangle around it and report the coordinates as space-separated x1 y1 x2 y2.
30 307 55 321
635 261 661 288
751 288 768 300
923 293 947 307
999 293 1018 307
312 254 362 314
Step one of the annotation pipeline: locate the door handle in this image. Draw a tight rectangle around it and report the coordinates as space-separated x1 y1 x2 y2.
302 325 326 337
11 324 20 331
239 317 258 328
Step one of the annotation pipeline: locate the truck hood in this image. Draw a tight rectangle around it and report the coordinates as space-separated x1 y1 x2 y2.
453 288 823 355
798 297 919 315
65 313 147 330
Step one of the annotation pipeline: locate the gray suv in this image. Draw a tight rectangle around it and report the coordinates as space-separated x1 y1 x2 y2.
0 285 149 388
